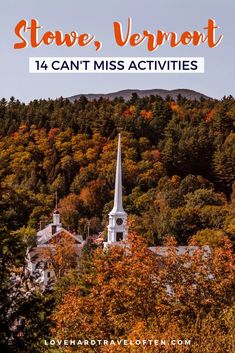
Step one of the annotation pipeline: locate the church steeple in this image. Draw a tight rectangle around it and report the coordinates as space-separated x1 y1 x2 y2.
53 209 61 226
52 192 61 226
106 134 128 245
110 133 125 214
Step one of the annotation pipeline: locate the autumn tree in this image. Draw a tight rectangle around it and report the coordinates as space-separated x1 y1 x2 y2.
42 232 79 282
0 228 55 353
52 233 235 353
214 132 235 191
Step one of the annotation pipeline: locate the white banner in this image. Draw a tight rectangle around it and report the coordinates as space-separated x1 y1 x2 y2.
29 57 204 74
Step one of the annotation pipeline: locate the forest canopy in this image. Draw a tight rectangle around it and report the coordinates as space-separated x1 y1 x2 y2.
0 94 234 245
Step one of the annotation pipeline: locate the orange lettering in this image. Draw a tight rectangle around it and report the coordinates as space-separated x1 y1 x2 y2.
192 31 206 45
113 18 223 51
204 18 223 48
113 17 132 46
180 32 193 45
129 33 145 46
14 20 28 49
78 33 94 47
14 18 98 50
27 19 43 48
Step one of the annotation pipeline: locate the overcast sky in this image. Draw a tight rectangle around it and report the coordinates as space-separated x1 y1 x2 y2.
0 0 234 102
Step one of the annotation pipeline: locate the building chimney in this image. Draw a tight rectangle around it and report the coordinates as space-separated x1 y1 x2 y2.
68 225 73 233
39 220 46 231
51 225 57 235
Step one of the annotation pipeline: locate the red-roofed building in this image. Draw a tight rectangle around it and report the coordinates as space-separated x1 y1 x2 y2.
27 209 84 287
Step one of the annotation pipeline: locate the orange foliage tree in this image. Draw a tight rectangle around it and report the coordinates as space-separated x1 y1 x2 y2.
51 233 235 353
42 232 78 281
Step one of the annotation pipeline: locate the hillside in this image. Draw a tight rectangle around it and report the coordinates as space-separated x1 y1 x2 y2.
0 94 234 246
68 88 210 102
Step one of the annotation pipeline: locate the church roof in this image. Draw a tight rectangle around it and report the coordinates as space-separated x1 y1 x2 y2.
36 224 83 245
148 246 210 256
28 243 84 264
104 242 210 256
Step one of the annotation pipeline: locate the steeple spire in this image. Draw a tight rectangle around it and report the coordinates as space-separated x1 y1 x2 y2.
110 133 125 214
106 133 128 245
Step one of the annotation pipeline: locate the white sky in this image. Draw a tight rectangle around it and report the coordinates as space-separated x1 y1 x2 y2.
0 0 234 102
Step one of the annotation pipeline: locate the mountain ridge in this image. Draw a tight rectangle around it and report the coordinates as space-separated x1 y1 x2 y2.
68 88 211 102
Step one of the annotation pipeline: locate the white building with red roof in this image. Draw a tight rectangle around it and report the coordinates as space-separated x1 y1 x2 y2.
27 209 84 287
